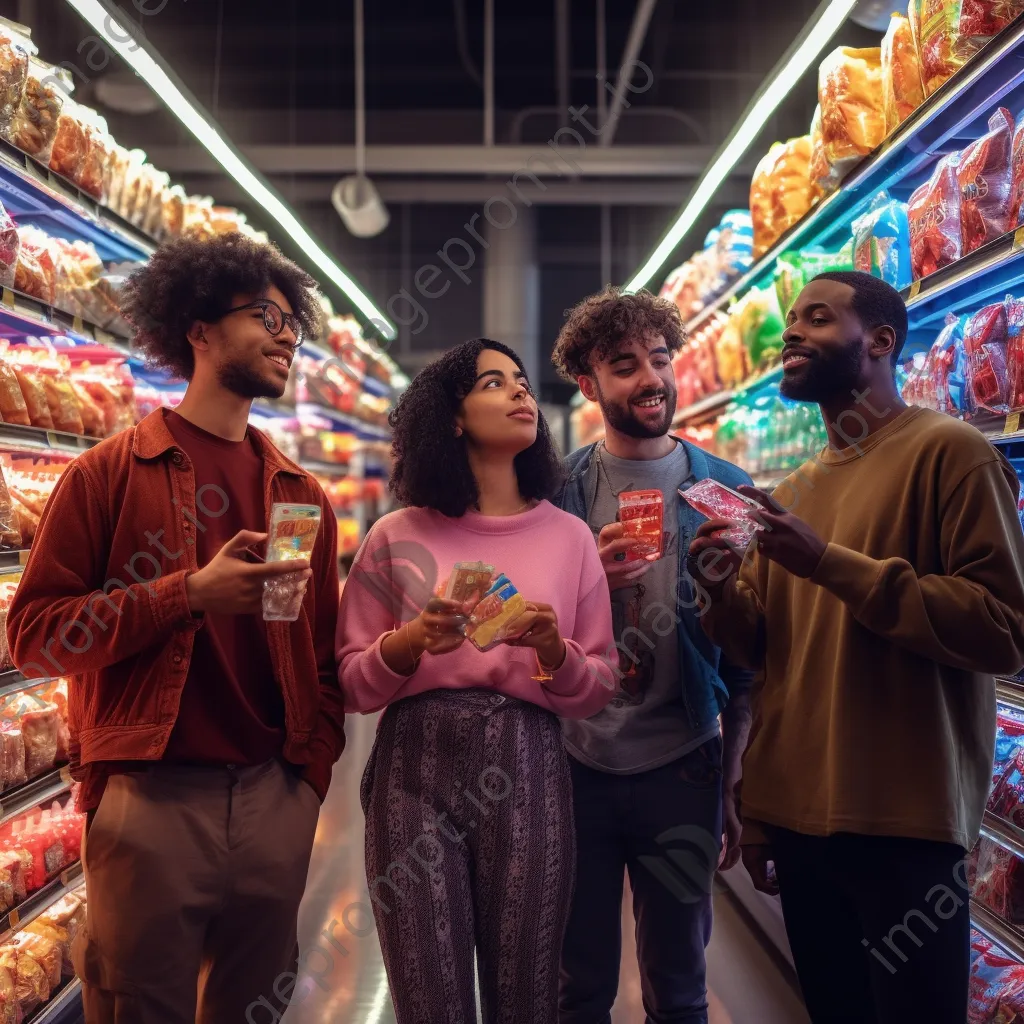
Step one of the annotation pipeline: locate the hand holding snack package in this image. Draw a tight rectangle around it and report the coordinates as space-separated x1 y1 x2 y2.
465 574 527 651
263 502 321 622
681 478 767 551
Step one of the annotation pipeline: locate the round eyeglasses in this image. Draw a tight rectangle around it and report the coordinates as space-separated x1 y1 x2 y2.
221 299 303 345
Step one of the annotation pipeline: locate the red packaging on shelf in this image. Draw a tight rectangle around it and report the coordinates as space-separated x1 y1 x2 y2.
0 727 25 789
19 706 57 779
909 154 963 278
1007 295 1024 411
958 107 1015 253
969 928 1024 1022
963 300 1011 413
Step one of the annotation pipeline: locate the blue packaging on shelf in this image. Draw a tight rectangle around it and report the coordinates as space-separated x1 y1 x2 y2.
852 191 912 290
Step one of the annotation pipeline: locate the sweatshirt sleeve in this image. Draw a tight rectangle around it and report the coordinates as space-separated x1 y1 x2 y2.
699 550 767 672
8 459 200 680
810 457 1024 675
538 565 618 720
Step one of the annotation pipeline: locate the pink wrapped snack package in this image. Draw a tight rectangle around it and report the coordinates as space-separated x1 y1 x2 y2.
680 479 766 550
20 706 57 779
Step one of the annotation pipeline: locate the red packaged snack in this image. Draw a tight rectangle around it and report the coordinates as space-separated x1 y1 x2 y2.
47 104 87 182
19 706 57 779
963 300 1010 413
969 837 1024 924
969 928 1024 1021
1007 295 1024 411
909 154 963 278
1011 119 1024 227
0 727 24 789
958 107 1014 254
680 478 765 550
618 490 664 562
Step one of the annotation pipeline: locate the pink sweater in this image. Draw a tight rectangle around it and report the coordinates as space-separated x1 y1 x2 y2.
336 500 617 718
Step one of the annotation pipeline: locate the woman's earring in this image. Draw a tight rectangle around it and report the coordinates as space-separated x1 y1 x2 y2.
454 427 463 438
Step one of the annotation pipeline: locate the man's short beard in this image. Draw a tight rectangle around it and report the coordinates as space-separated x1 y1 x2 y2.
595 379 677 439
779 341 864 404
216 361 285 400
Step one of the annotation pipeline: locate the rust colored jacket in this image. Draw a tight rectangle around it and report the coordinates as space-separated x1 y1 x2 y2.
6 409 344 800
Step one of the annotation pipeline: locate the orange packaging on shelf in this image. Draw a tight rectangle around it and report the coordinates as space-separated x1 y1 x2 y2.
0 946 48 1018
47 99 87 182
769 135 815 238
0 344 29 427
0 726 25 789
749 142 783 257
19 706 57 779
911 0 1024 96
13 226 56 307
958 106 1015 254
909 153 963 278
38 353 84 436
818 46 885 174
160 183 186 240
0 578 21 669
9 933 59 991
74 359 137 436
618 490 664 562
808 104 838 198
0 27 30 142
0 465 22 551
7 57 64 162
74 111 112 200
116 148 146 223
882 12 926 133
8 366 52 430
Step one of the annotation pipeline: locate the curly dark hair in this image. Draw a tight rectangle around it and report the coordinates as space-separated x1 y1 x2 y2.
552 286 686 382
389 339 565 517
119 233 324 379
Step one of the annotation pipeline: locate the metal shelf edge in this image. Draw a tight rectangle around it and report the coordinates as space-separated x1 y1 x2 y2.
0 861 83 946
972 898 1024 962
0 768 72 829
981 811 1024 860
29 977 82 1023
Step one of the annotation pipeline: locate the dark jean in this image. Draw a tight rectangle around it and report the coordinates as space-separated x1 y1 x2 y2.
559 737 723 1024
769 827 970 1024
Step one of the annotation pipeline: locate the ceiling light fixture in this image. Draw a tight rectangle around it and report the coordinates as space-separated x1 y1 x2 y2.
623 0 858 294
62 0 397 340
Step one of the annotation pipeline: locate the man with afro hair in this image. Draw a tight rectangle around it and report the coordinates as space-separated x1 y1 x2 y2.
8 233 344 1022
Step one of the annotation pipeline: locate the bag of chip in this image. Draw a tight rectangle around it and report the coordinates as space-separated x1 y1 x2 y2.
958 107 1015 254
0 25 31 141
750 143 783 257
808 104 839 197
769 135 815 240
852 192 913 289
882 11 926 133
818 46 885 176
963 299 1011 413
909 153 963 278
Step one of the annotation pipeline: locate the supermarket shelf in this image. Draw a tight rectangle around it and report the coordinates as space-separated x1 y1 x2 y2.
679 15 1024 335
296 402 391 441
0 423 101 454
0 551 28 569
0 861 83 945
997 678 1024 713
981 810 1024 860
0 286 130 352
0 139 153 264
0 670 40 701
972 899 1024 962
30 978 82 1024
0 768 71 829
672 366 783 427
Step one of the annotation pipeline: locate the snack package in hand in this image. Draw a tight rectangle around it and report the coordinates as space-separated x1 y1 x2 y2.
444 561 494 608
466 574 527 651
909 153 962 278
680 478 766 551
958 107 1014 254
882 11 926 133
818 46 885 176
618 490 664 562
263 502 321 622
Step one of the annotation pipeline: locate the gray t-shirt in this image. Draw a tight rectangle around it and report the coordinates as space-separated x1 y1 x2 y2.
562 441 720 773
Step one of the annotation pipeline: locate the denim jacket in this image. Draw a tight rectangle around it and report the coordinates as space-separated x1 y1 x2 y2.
554 440 755 732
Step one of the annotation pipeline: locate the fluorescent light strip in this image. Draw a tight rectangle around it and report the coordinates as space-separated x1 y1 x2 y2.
63 0 397 340
624 0 858 294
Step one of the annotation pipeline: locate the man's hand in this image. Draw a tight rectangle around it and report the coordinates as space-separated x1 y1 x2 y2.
720 778 743 871
505 601 566 669
688 520 745 602
742 844 780 896
736 486 826 579
186 530 312 614
597 522 657 591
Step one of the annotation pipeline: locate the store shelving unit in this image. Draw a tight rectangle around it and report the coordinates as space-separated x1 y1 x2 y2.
30 978 83 1024
971 899 1024 963
0 861 82 943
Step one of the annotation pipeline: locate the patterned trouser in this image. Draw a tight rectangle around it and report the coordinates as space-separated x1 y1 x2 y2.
360 688 576 1024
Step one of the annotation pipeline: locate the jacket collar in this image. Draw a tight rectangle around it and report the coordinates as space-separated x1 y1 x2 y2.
132 408 305 477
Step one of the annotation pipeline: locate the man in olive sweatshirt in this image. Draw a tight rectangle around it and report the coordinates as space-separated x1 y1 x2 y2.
690 271 1024 1023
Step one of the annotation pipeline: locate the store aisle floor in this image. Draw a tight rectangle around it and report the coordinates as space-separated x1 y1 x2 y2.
283 714 807 1024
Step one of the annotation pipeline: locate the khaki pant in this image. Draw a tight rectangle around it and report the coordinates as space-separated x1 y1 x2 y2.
72 759 321 1024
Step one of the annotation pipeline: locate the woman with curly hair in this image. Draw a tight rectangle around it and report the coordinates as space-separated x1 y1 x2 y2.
336 338 616 1024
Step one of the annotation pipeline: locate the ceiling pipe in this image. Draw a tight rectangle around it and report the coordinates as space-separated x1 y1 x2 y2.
599 0 658 146
596 0 607 126
556 0 570 114
484 0 495 146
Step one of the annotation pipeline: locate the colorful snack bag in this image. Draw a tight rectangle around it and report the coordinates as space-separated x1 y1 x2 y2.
444 561 494 608
818 46 885 176
680 478 766 551
466 574 527 651
958 107 1014 254
909 153 962 278
769 135 815 240
963 300 1010 414
852 192 912 289
750 143 783 257
1007 295 1024 411
618 490 664 562
882 11 926 133
263 502 321 622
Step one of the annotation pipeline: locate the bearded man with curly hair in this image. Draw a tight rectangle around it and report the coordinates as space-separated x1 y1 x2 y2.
551 286 754 1024
8 233 344 1023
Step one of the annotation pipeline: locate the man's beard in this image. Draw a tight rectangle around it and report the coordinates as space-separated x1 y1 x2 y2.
216 360 285 400
596 380 677 439
779 341 864 403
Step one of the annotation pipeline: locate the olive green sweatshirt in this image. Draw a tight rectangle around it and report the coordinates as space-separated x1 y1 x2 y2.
703 406 1024 850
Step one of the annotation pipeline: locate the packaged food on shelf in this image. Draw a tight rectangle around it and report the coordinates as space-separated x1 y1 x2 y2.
0 465 21 552
27 892 83 979
882 11 926 133
0 728 24 789
852 192 913 289
734 285 786 373
750 143 783 257
769 135 815 240
0 25 31 140
0 576 20 667
969 928 1024 1021
103 142 130 214
182 194 215 240
160 183 186 240
13 225 56 306
958 107 1015 254
0 349 29 429
6 347 52 429
0 202 19 294
0 944 48 1016
142 168 169 237
969 836 1024 924
70 355 138 437
912 0 1024 97
964 299 1011 413
909 153 963 278
2 456 67 544
7 57 64 161
9 932 58 990
47 96 88 182
988 708 1024 825
715 209 754 281
818 46 885 176
116 148 146 223
808 104 838 198
76 112 112 201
